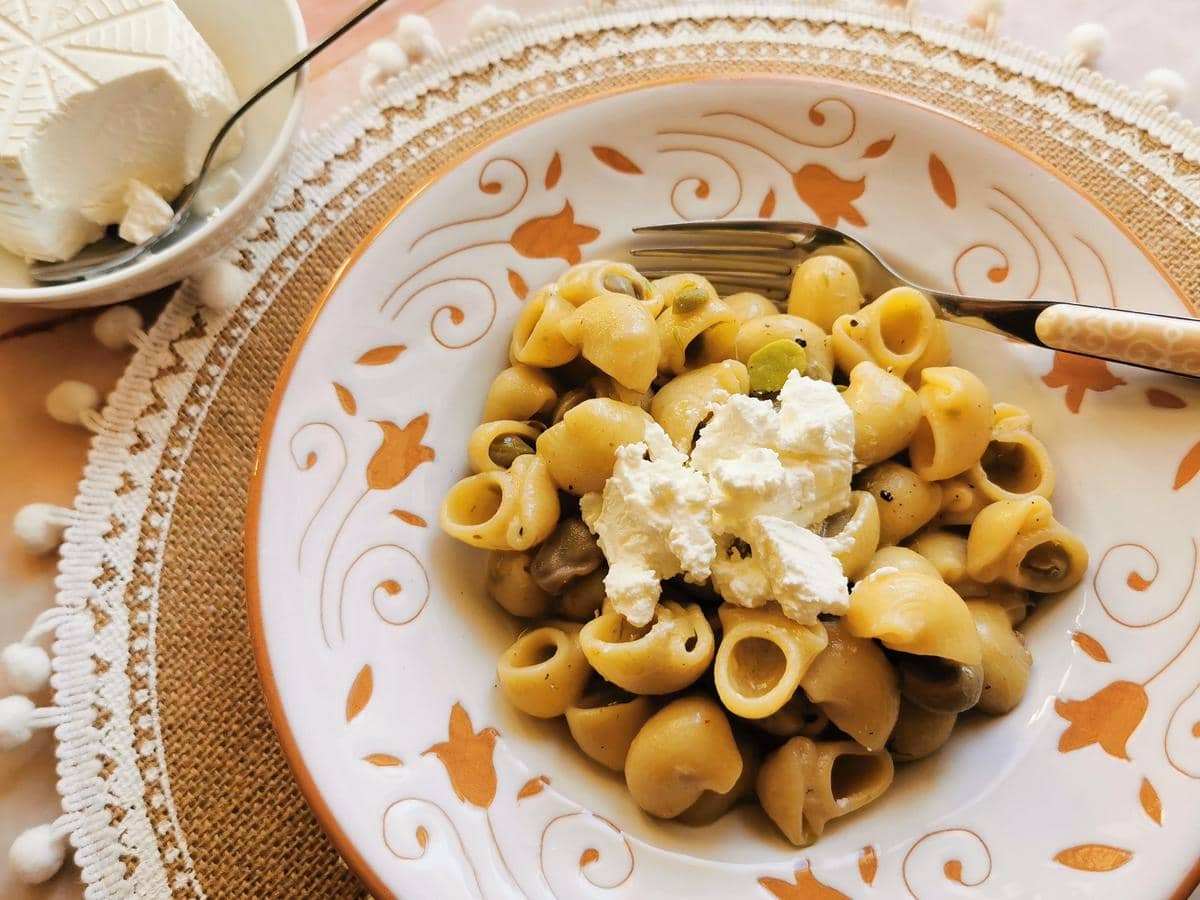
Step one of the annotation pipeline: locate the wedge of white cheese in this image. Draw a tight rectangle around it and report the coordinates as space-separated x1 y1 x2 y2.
0 0 243 262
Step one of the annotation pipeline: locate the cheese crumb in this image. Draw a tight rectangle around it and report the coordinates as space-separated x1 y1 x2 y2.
581 422 714 627
118 180 175 246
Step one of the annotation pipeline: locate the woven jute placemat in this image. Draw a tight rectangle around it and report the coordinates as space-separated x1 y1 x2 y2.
48 2 1200 897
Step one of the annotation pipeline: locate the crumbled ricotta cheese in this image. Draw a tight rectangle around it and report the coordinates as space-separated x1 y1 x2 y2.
582 371 856 627
691 374 854 532
750 516 849 622
580 422 714 627
118 180 175 246
0 1 243 261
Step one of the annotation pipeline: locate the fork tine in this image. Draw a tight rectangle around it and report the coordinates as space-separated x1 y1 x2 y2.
633 223 798 251
630 244 782 259
636 267 792 291
631 250 793 277
707 280 789 302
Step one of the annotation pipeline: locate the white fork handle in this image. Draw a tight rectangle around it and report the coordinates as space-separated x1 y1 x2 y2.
1034 304 1200 378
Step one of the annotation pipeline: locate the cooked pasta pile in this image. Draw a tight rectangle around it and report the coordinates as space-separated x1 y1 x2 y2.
439 255 1088 845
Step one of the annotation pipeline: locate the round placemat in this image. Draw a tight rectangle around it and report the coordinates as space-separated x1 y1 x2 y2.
49 1 1200 897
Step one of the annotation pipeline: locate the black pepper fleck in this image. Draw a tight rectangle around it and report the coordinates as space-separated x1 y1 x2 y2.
880 490 894 502
794 337 807 347
849 318 860 327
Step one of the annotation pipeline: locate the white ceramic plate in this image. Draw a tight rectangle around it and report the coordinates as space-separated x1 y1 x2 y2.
248 76 1200 899
0 0 306 309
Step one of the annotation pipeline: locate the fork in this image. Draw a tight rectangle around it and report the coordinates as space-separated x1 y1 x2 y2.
630 220 1200 379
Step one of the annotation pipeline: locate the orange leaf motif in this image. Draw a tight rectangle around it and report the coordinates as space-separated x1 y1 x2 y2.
366 414 435 492
1175 441 1200 490
759 865 849 900
1146 388 1186 409
416 826 429 849
423 703 499 809
363 753 403 767
334 383 357 415
1054 844 1133 872
390 510 428 528
303 452 317 470
944 860 964 883
759 189 777 218
591 146 642 174
1055 680 1148 760
862 136 895 159
517 775 549 800
792 164 866 228
510 201 600 265
580 848 600 868
346 665 373 722
858 846 877 885
356 345 407 365
928 154 957 208
1072 632 1111 663
507 269 529 300
545 152 562 189
1140 778 1162 825
1041 352 1126 413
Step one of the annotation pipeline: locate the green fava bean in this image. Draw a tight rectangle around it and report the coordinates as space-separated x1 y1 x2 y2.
747 339 808 394
488 433 535 468
672 282 710 314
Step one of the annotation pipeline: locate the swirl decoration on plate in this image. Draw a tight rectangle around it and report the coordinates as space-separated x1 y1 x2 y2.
289 422 347 571
657 145 743 220
702 98 857 149
409 157 530 252
337 543 430 640
391 276 498 349
952 206 1039 298
1164 680 1200 778
901 829 992 898
382 797 484 898
1094 539 1198 629
538 812 635 897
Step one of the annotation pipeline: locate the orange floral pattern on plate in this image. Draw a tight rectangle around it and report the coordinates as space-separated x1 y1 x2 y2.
510 200 600 264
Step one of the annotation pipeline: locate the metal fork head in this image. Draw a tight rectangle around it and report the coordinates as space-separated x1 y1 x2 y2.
628 220 906 303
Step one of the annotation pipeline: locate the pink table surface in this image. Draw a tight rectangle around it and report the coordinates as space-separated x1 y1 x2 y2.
1 1 1198 896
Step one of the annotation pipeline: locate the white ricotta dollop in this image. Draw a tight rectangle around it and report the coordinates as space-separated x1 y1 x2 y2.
583 371 856 627
0 1 243 261
580 422 715 627
691 373 854 533
711 517 850 622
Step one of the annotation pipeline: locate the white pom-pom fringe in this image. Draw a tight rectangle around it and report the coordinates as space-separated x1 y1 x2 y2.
45 380 99 426
393 14 441 62
468 4 521 39
8 821 69 884
366 39 408 75
1142 68 1188 109
92 305 145 351
0 695 36 750
12 503 71 555
1 644 51 694
195 259 251 314
966 0 1003 32
1064 22 1109 68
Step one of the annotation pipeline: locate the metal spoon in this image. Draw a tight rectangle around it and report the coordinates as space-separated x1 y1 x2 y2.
31 0 393 285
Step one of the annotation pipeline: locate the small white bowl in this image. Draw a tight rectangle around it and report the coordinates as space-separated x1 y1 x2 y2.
0 0 307 309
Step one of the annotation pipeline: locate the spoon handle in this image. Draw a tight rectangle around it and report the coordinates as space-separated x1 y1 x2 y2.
1034 304 1200 378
